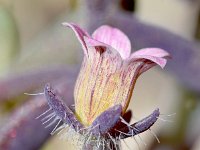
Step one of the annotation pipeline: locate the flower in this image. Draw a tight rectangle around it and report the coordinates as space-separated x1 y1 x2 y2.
62 22 170 127
36 23 170 149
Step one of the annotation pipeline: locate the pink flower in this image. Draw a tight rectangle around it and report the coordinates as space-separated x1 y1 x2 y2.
37 23 170 148
62 22 170 127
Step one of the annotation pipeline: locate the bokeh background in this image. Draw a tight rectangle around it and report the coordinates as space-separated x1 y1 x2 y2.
0 0 200 150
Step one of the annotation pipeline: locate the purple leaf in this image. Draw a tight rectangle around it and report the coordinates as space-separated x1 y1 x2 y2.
0 66 78 102
0 77 75 150
43 83 83 131
118 108 160 139
90 104 122 135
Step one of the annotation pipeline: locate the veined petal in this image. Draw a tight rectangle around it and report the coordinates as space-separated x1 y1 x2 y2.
62 22 90 55
68 23 170 127
113 61 143 113
114 48 169 112
92 25 131 59
74 40 123 126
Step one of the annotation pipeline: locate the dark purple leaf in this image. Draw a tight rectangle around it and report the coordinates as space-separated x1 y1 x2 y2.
43 83 83 131
90 104 122 135
0 76 76 150
118 108 160 139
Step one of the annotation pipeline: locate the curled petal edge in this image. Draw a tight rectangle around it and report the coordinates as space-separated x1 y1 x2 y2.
130 48 170 69
62 22 90 55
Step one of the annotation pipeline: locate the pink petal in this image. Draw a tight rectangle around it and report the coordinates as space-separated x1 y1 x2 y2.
131 55 167 68
84 36 122 59
92 25 131 59
131 48 170 58
130 48 170 69
62 22 90 55
116 48 169 111
83 36 108 48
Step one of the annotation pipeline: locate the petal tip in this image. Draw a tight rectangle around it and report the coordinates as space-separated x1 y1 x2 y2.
61 22 72 27
62 22 89 55
159 59 168 69
92 25 131 59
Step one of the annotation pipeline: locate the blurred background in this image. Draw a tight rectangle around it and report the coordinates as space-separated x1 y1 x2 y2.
0 0 200 149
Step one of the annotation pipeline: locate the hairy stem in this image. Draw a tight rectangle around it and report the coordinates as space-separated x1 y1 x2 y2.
82 139 120 150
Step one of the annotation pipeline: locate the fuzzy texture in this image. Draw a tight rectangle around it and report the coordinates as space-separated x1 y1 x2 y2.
118 108 160 139
44 84 84 131
40 84 161 149
0 77 76 150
